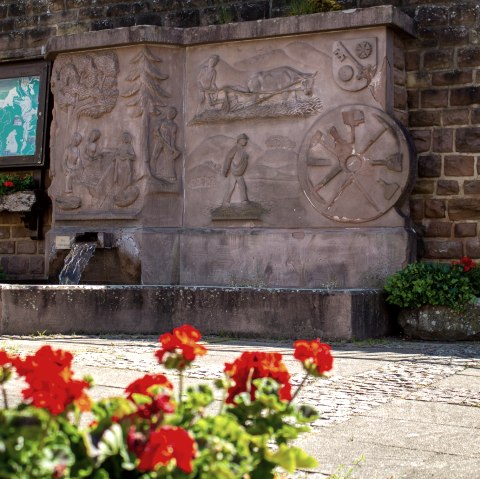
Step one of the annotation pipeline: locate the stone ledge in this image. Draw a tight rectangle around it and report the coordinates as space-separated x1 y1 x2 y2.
0 191 36 213
0 285 393 340
45 6 415 58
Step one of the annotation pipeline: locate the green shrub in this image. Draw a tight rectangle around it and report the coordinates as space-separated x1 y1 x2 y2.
384 262 476 312
289 0 342 16
0 173 34 196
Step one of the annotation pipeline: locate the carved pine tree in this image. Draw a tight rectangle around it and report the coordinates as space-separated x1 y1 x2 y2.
122 47 171 179
122 47 170 116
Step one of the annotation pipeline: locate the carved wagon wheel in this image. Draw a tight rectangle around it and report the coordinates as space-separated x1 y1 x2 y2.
298 105 413 223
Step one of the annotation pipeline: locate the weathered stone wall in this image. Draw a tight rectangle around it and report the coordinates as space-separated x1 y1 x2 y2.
0 0 479 280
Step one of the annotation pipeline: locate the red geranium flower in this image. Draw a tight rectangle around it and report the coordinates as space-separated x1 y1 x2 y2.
294 339 333 377
451 256 476 272
13 345 91 415
3 181 13 188
136 426 196 473
125 374 175 418
224 351 292 404
0 349 15 384
155 324 207 370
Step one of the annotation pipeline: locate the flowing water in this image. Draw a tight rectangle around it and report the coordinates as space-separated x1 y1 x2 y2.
58 242 97 285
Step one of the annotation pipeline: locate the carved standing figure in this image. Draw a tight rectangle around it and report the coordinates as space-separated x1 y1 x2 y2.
114 132 136 189
222 133 249 205
152 107 181 180
64 132 82 193
197 55 221 113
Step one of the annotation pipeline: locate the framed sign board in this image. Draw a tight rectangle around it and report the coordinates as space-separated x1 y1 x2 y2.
0 61 49 169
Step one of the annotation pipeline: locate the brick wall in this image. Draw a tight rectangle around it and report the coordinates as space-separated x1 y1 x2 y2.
0 0 479 278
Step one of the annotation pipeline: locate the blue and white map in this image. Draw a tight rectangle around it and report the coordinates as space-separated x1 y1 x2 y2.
0 76 39 157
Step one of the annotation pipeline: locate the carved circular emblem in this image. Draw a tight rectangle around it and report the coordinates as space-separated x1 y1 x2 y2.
355 41 373 59
338 65 354 82
298 105 413 223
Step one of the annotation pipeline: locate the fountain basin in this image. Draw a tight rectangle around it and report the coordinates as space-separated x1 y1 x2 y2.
0 285 392 340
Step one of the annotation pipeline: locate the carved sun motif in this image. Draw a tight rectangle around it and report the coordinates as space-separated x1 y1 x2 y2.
355 41 373 59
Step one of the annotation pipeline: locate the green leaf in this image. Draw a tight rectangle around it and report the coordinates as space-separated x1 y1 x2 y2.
266 444 318 473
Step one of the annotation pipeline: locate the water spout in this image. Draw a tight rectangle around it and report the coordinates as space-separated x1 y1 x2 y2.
59 242 97 285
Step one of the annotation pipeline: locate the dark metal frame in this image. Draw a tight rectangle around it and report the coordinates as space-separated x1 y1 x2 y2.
0 60 49 169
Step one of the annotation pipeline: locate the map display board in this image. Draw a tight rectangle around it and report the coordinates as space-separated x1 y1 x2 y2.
0 62 48 169
0 76 40 157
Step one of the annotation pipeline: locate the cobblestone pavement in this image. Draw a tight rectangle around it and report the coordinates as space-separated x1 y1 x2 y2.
1 335 479 478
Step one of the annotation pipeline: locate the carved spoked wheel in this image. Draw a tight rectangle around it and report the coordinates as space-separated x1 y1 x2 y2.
298 105 413 223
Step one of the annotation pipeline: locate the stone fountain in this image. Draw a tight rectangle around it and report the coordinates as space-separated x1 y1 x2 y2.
0 7 416 339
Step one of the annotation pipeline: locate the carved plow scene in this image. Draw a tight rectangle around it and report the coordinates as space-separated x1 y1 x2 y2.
191 52 322 124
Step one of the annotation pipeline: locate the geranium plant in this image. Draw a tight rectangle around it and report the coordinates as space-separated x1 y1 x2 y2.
0 325 333 479
0 173 34 196
384 257 480 312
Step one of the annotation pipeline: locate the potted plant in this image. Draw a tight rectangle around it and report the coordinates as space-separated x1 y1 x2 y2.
0 173 36 213
384 257 480 340
0 324 333 478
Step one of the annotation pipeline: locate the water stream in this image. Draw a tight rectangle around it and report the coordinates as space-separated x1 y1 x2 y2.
58 242 97 285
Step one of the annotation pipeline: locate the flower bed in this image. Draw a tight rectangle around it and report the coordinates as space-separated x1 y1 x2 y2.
0 325 333 478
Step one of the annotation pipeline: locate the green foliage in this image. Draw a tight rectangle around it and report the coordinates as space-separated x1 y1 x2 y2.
384 262 476 312
289 0 342 16
0 173 34 196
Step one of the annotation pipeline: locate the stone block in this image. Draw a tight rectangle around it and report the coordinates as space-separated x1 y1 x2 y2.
5 256 28 275
423 239 462 259
399 303 480 341
16 241 36 254
0 285 394 340
415 6 448 26
436 180 459 195
423 49 453 69
432 128 453 153
457 46 480 67
424 199 445 218
406 71 431 88
418 154 441 177
444 155 475 176
424 221 452 237
432 70 472 87
449 198 480 220
421 89 448 108
456 128 480 153
412 179 435 195
442 108 469 126
411 130 431 153
394 85 407 109
466 239 480 257
407 90 419 109
410 199 424 221
464 180 480 195
0 227 10 239
11 226 32 239
455 222 476 237
449 4 478 26
405 50 420 71
29 256 45 275
0 242 15 254
450 87 480 106
438 26 469 46
409 110 441 127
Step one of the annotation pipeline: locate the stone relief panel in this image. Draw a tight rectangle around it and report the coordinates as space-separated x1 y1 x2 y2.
49 46 184 220
190 45 323 125
298 104 412 223
121 47 181 190
332 38 377 92
185 132 307 226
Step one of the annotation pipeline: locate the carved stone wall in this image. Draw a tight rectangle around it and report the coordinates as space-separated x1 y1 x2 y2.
46 9 415 287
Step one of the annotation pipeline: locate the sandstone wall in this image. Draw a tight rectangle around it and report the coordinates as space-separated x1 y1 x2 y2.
0 0 479 279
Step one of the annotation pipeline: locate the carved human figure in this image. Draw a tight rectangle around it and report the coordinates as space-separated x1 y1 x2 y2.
84 129 102 161
114 132 136 189
222 133 249 205
152 107 181 180
64 132 82 193
197 55 221 113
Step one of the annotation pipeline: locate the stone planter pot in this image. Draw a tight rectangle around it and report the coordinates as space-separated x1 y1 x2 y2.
0 191 36 213
399 301 480 340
